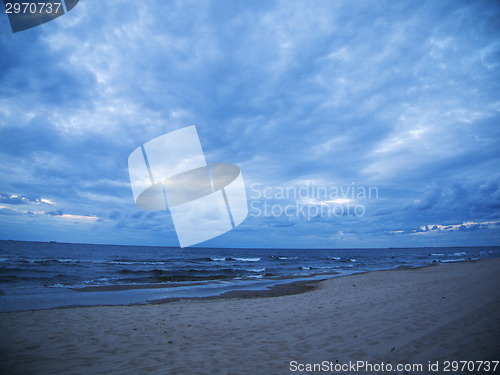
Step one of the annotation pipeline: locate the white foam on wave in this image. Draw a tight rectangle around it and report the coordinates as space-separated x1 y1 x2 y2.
234 257 261 262
243 268 266 273
209 257 261 262
108 260 169 266
46 283 67 288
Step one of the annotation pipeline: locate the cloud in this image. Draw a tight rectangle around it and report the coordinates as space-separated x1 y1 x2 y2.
46 209 63 216
0 193 53 205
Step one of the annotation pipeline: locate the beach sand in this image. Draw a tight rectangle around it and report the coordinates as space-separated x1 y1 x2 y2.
1 259 498 375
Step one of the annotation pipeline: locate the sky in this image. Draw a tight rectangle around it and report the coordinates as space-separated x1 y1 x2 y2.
0 0 499 248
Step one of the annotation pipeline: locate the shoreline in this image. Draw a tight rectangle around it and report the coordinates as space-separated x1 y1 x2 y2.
0 260 474 313
69 270 340 293
45 262 448 309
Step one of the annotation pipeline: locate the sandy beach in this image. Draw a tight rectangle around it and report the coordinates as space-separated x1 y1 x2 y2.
1 258 499 375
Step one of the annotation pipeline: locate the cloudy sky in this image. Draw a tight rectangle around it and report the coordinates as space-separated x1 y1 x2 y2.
0 0 499 248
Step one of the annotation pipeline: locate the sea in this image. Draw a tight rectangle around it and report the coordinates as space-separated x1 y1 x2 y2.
0 240 498 312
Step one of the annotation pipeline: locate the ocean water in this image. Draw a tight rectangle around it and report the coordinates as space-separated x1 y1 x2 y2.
0 240 498 312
